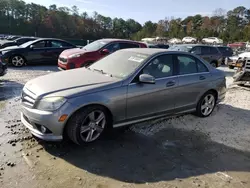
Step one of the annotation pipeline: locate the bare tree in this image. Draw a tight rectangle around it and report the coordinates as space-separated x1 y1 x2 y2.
213 8 226 17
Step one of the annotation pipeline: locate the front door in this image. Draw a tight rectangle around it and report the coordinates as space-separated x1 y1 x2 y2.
126 54 178 120
174 54 211 112
26 40 47 63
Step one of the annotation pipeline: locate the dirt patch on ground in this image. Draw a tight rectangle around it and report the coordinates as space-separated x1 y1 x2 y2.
0 66 250 188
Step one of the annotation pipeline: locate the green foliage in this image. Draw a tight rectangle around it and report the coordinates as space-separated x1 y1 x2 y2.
0 0 249 43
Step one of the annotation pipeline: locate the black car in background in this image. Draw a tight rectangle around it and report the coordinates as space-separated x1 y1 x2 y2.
0 37 38 49
217 46 233 64
168 44 223 67
146 43 169 49
0 38 76 67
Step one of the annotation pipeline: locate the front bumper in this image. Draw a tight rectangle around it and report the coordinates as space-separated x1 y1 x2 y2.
21 102 74 141
21 112 63 141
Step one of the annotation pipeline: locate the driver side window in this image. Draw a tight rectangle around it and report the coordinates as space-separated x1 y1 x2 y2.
142 55 174 78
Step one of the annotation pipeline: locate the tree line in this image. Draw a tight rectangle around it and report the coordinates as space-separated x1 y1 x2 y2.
0 0 249 43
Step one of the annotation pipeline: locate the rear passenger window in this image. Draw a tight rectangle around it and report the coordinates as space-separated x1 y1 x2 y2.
119 42 139 49
201 47 210 54
197 61 209 72
210 47 219 54
177 55 197 75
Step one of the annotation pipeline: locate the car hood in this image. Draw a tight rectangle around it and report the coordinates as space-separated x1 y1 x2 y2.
238 52 250 58
24 68 120 98
0 45 22 51
60 47 93 57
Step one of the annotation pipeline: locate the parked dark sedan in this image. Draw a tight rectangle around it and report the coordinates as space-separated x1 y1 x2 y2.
146 43 169 49
0 38 76 67
0 37 38 49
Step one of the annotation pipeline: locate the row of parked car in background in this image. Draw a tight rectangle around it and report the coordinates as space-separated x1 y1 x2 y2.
142 37 225 45
0 35 249 77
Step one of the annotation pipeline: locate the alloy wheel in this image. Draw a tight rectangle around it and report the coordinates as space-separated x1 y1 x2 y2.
12 56 24 67
201 94 215 116
80 110 106 142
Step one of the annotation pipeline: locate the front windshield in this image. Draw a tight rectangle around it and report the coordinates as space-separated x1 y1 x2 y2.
20 40 36 48
83 40 108 51
88 50 149 79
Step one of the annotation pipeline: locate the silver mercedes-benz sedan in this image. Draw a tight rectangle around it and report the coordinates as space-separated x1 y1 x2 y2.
21 48 226 145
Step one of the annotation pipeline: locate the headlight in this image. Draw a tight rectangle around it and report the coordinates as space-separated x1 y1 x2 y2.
68 53 82 59
35 97 67 111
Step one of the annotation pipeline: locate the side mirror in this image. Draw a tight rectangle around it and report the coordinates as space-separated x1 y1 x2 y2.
30 45 35 49
100 49 110 55
139 74 155 84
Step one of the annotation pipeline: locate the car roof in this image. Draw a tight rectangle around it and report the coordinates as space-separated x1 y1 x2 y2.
172 44 218 48
97 38 142 43
121 48 192 56
31 38 75 45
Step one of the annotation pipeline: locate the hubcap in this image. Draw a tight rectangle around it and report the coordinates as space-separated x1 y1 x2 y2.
12 56 24 66
201 94 215 116
80 110 106 142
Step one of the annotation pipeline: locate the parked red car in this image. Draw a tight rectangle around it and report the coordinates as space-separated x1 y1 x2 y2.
58 38 147 70
227 42 246 48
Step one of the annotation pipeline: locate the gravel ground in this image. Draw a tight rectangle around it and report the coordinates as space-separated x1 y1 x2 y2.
0 65 250 188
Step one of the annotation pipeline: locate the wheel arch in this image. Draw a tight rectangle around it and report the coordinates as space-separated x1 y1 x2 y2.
9 54 27 65
197 89 218 105
62 103 114 138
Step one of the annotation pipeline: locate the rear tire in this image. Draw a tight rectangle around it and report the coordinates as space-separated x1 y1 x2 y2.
66 105 111 145
195 91 216 117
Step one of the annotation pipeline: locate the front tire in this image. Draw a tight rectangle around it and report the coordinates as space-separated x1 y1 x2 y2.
196 91 216 117
229 65 234 69
11 55 25 67
66 106 110 145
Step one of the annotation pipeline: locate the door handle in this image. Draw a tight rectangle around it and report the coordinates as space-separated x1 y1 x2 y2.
199 76 206 80
166 81 175 87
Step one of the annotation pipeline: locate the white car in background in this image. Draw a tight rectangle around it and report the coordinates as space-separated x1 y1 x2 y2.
202 37 223 44
182 37 197 43
168 38 182 44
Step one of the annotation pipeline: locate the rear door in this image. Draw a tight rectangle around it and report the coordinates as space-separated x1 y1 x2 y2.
45 40 75 63
174 54 211 112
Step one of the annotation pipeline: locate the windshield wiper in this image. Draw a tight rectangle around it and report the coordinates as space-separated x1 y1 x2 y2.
92 68 113 77
93 68 104 74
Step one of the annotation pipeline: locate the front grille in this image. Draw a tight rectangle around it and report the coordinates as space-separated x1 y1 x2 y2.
21 90 36 108
59 57 67 63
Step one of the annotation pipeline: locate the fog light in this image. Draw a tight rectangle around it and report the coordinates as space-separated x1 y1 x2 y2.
41 126 47 133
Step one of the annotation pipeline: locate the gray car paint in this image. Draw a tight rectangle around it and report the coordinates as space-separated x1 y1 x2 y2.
21 48 226 141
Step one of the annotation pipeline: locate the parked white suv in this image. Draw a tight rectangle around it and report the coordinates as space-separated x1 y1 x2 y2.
168 38 182 44
202 37 223 44
182 37 197 43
